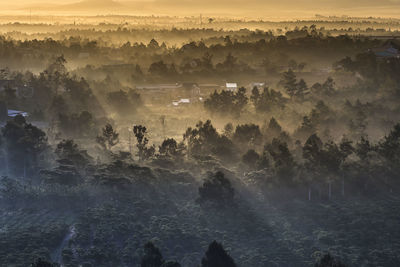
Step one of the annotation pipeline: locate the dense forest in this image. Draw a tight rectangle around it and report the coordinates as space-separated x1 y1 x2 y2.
1 15 400 267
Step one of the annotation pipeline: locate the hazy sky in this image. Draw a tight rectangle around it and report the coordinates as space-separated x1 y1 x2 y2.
8 0 400 5
5 0 400 6
4 0 400 18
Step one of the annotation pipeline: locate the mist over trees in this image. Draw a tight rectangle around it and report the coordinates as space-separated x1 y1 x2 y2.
2 14 400 267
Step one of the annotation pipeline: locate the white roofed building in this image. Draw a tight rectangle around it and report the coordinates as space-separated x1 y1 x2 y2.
172 98 191 107
226 83 238 92
179 98 190 104
250 82 266 89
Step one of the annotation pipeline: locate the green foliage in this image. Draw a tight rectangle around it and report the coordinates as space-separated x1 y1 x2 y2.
107 89 142 115
198 171 235 207
294 101 332 141
183 120 220 155
148 61 178 79
2 115 48 176
302 134 353 186
263 117 282 137
48 95 68 119
180 53 214 75
265 138 295 183
355 136 372 160
184 120 236 162
281 69 297 98
58 111 97 138
204 88 248 118
46 55 67 76
303 134 324 169
242 149 260 170
311 77 336 96
233 124 262 147
378 123 400 172
296 79 309 99
294 116 317 141
251 86 287 113
3 22 400 267
55 139 91 169
64 78 99 113
0 215 67 267
215 53 253 74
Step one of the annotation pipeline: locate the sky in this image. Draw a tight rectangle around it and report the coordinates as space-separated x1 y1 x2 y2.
7 0 400 5
3 0 400 18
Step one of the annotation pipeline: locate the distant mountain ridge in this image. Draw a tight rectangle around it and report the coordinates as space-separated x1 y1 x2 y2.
47 0 124 12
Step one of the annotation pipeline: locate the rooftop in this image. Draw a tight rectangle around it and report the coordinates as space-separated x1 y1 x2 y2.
8 109 28 117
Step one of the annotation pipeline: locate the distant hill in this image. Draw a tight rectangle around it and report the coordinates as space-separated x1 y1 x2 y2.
60 0 123 11
25 0 125 13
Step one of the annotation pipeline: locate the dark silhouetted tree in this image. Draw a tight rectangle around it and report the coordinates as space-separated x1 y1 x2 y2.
223 122 234 138
159 138 177 157
266 138 295 183
148 39 160 49
2 115 48 176
31 258 55 267
233 124 262 148
161 261 181 267
107 89 141 115
96 124 119 151
183 120 220 156
281 69 297 98
251 87 286 113
198 171 235 207
141 242 164 267
134 125 155 161
263 117 282 141
315 253 346 267
149 61 169 77
55 139 91 169
355 136 372 161
294 116 316 141
201 241 236 267
204 88 248 117
58 111 97 138
296 79 309 99
242 149 260 170
159 138 185 159
378 123 400 167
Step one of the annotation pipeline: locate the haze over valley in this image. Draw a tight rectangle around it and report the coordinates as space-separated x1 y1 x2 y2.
1 1 400 267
